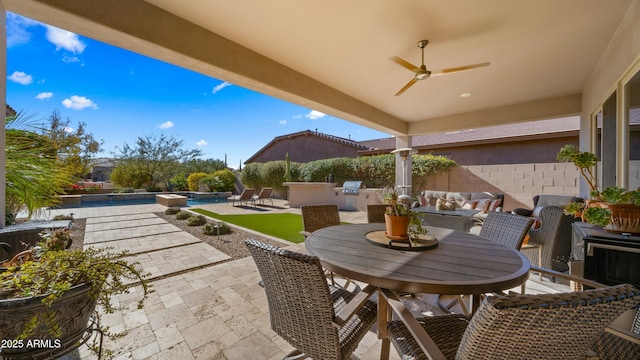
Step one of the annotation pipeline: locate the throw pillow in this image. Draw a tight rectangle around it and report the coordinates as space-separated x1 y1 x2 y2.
462 199 479 209
436 197 455 211
475 199 492 213
487 198 501 212
419 195 427 207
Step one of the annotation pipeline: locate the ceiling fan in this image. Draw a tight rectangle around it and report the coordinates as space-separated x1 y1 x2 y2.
390 40 490 96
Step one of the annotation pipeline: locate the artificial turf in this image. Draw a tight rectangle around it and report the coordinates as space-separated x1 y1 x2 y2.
190 208 306 243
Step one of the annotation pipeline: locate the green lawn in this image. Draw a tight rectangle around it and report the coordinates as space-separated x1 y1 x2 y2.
190 209 306 243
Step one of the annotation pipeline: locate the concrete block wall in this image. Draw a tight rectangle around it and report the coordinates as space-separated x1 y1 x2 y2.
416 162 580 211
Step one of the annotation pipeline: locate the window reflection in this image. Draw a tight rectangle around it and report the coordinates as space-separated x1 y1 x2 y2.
628 70 640 190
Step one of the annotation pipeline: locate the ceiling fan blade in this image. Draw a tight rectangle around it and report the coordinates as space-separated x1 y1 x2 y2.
390 56 420 73
430 62 490 77
394 78 418 96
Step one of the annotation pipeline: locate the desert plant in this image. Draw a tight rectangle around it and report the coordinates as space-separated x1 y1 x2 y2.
169 172 189 191
187 215 207 226
165 207 181 215
52 214 74 221
176 211 191 220
201 174 222 192
187 172 207 191
211 169 236 192
203 221 231 236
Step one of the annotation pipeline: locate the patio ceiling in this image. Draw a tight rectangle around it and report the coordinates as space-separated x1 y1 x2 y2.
4 0 635 137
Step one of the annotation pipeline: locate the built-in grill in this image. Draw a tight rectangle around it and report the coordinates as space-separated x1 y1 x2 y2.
342 181 363 210
342 181 362 195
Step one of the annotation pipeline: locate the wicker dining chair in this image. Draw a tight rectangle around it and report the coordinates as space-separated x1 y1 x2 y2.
300 204 341 237
478 211 534 250
385 270 640 360
245 239 377 360
299 204 359 290
367 204 388 223
439 211 534 315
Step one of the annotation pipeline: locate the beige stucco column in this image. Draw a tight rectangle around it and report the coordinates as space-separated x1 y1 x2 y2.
393 136 413 199
0 3 6 228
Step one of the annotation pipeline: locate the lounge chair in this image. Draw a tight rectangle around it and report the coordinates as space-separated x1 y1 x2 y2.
252 187 273 206
229 188 255 207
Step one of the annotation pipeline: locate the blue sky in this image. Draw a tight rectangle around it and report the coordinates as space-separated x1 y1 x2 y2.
6 12 390 169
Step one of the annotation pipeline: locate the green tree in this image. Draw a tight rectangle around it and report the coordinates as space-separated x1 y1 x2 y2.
6 112 71 223
44 110 103 180
111 134 202 190
183 158 227 173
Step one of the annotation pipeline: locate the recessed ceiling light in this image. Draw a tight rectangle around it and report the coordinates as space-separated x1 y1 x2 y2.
460 93 471 98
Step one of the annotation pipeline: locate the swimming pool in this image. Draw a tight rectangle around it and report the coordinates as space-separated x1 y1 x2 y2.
58 192 230 208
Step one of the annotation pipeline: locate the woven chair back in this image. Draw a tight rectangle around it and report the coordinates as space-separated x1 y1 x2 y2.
479 212 534 250
245 239 342 359
301 205 341 233
367 204 388 223
458 284 640 360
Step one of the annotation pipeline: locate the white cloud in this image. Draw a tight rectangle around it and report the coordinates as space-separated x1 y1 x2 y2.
62 55 81 64
212 81 232 94
45 25 86 53
159 121 174 129
305 110 326 120
35 92 53 100
7 71 33 85
279 120 287 125
63 126 75 133
196 139 208 147
293 114 303 119
62 95 98 110
6 13 38 47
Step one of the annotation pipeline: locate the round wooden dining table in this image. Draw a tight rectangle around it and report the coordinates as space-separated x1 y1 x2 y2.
306 223 530 360
305 223 530 303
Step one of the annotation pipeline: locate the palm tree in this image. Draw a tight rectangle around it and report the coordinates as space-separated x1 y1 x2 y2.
5 112 71 224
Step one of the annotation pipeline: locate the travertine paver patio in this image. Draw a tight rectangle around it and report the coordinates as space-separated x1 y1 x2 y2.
41 200 567 359
39 202 397 359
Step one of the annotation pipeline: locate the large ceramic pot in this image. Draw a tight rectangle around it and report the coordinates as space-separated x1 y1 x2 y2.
605 203 640 235
0 283 96 359
384 214 410 240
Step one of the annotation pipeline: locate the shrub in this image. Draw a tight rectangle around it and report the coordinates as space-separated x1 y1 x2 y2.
239 163 263 190
201 175 221 192
187 172 208 191
211 169 236 192
176 211 191 220
165 207 181 215
187 215 207 226
203 221 231 235
112 187 134 193
169 173 189 191
146 185 163 192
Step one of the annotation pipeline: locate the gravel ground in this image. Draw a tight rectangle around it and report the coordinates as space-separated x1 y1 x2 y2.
66 212 288 260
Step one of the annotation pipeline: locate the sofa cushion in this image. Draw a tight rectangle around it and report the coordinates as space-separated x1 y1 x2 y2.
417 190 504 211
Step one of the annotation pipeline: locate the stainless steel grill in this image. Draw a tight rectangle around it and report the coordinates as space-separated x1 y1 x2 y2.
342 181 362 195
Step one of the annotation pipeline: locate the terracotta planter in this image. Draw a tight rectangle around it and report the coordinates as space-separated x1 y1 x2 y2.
384 214 410 239
0 283 96 358
605 203 640 235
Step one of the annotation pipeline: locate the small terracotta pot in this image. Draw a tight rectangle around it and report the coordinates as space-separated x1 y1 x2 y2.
384 214 410 238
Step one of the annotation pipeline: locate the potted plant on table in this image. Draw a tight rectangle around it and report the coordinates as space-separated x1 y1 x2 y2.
0 228 151 359
381 187 427 241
